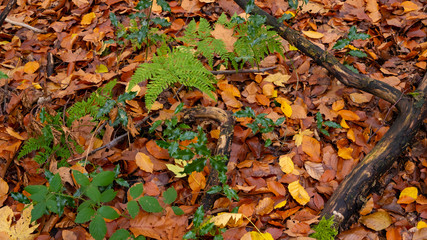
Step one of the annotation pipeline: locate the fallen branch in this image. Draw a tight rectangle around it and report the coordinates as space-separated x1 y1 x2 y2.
0 0 16 27
5 18 46 33
233 0 427 231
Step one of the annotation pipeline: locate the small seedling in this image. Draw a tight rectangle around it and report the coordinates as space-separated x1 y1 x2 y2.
316 112 342 136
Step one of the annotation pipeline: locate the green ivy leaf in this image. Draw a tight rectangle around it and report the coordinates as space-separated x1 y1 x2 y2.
92 171 115 187
127 200 140 219
149 120 162 133
324 121 342 129
183 158 206 173
183 230 197 239
233 107 255 118
348 50 367 58
223 184 239 200
333 39 350 50
130 183 144 199
117 91 137 104
110 229 131 240
139 196 163 213
96 99 116 119
163 187 177 205
151 17 171 27
115 178 129 187
98 206 120 220
207 186 222 194
171 206 184 215
89 214 107 240
72 170 90 187
100 189 117 203
156 0 171 11
245 0 255 13
264 138 272 147
200 222 215 236
316 112 323 129
75 206 95 223
174 102 184 114
0 71 8 79
320 128 330 136
345 64 359 73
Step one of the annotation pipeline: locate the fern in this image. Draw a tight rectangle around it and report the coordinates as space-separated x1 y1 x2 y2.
129 48 216 110
178 18 233 68
18 137 47 160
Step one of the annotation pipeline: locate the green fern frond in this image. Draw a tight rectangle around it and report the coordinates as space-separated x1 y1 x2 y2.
18 137 48 159
129 49 216 110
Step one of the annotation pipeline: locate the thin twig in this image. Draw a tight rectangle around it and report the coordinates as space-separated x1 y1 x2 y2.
210 66 277 75
5 17 46 33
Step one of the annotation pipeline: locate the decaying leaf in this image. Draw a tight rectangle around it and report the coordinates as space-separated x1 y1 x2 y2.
0 205 39 240
359 211 392 231
210 213 243 228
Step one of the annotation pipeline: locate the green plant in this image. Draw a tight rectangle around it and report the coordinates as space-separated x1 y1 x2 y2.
183 206 226 240
109 0 171 50
128 48 217 111
12 165 182 240
310 216 338 240
150 104 239 201
18 80 136 165
315 112 342 136
234 107 285 146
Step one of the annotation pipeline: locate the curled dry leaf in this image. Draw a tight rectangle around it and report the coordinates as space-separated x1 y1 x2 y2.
359 211 392 231
304 161 324 180
241 231 274 240
302 136 321 162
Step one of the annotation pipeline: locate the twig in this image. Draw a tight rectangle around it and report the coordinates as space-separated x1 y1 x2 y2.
0 0 16 27
5 17 46 33
210 66 277 75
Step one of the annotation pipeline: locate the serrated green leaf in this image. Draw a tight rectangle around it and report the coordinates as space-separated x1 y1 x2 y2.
288 0 298 9
193 206 204 228
110 229 131 240
92 171 115 187
174 103 184 114
171 206 184 215
324 121 342 129
89 214 107 240
200 222 215 236
183 230 197 239
223 185 239 200
100 189 117 203
115 178 129 187
163 187 177 204
130 183 144 199
117 91 137 103
0 71 8 79
98 206 120 220
349 50 367 58
320 128 330 136
85 185 101 203
127 200 140 219
233 107 255 118
149 120 162 133
156 0 170 11
264 138 272 147
333 39 350 50
72 170 90 187
96 99 116 119
31 201 47 221
75 206 95 223
139 196 163 213
49 173 62 192
183 158 206 173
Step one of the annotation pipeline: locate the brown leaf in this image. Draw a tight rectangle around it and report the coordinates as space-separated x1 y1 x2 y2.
146 140 169 159
359 211 392 231
302 136 321 162
255 197 275 215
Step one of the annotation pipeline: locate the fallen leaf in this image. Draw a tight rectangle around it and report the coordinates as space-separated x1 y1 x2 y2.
241 231 274 240
166 159 187 178
81 12 96 25
135 152 154 173
264 72 291 87
418 221 427 229
288 180 310 205
274 200 287 209
401 1 420 13
23 61 39 74
0 205 39 240
338 110 360 121
359 211 392 231
302 136 321 162
304 161 324 180
293 129 313 147
349 93 371 104
255 197 275 215
211 23 236 52
338 147 353 160
397 186 418 204
210 213 243 228
302 30 324 39
0 178 8 206
279 155 294 174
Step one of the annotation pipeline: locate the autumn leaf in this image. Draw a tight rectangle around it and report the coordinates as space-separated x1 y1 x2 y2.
279 154 294 174
0 205 39 240
302 136 321 162
302 30 324 39
274 200 287 209
135 152 154 173
293 129 313 147
23 61 39 74
288 180 310 205
264 72 290 87
418 221 427 229
276 97 292 117
338 110 360 121
359 211 392 231
210 213 243 228
81 12 96 25
397 186 418 204
401 1 420 13
241 231 274 240
255 197 274 215
166 159 187 178
338 147 353 160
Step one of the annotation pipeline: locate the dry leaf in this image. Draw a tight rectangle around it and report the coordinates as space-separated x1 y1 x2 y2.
359 211 392 231
255 197 275 215
274 200 287 209
338 147 353 160
293 129 313 147
397 186 418 204
211 24 236 52
23 61 39 74
0 205 39 240
302 136 321 162
241 231 274 240
304 162 324 180
279 155 294 174
288 180 310 205
349 93 371 104
302 30 324 39
264 72 291 87
401 1 420 12
338 110 360 121
210 213 243 228
81 12 96 25
0 178 8 207
135 152 154 173
166 159 187 178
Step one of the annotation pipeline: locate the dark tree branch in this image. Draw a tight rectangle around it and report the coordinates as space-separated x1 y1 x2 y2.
0 0 16 27
232 0 427 231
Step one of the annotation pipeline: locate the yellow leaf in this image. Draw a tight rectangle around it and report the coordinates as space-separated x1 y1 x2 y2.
417 221 427 229
81 12 96 25
210 213 243 228
292 129 313 147
0 205 39 240
338 147 353 160
32 82 42 90
262 84 276 98
289 44 298 51
210 129 220 139
95 64 108 73
280 101 292 118
264 72 291 87
150 101 163 111
347 128 355 142
274 200 287 209
188 171 206 192
340 119 349 128
302 30 324 39
359 211 392 231
166 159 187 178
338 110 360 121
398 186 418 204
6 127 25 140
23 61 39 74
279 155 294 174
250 231 274 240
288 180 310 205
135 152 154 173
401 1 420 12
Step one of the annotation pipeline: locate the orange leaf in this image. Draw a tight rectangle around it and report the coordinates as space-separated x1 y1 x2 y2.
338 147 353 160
338 110 360 121
401 1 420 12
255 197 275 215
262 83 276 98
146 140 169 159
347 128 356 142
23 61 40 74
397 186 418 204
221 91 242 108
302 136 321 162
302 30 324 39
81 12 96 25
135 152 154 173
188 171 206 192
332 99 345 111
359 211 392 231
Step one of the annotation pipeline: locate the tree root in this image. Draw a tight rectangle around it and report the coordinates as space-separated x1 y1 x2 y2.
182 107 235 211
233 0 427 231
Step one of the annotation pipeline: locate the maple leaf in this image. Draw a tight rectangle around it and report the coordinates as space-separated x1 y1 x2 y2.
210 213 243 228
0 205 39 240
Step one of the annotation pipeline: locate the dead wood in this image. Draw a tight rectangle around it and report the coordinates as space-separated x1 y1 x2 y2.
182 107 235 211
0 0 16 27
233 0 427 231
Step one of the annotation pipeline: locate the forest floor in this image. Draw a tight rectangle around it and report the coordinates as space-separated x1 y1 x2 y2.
0 0 426 239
